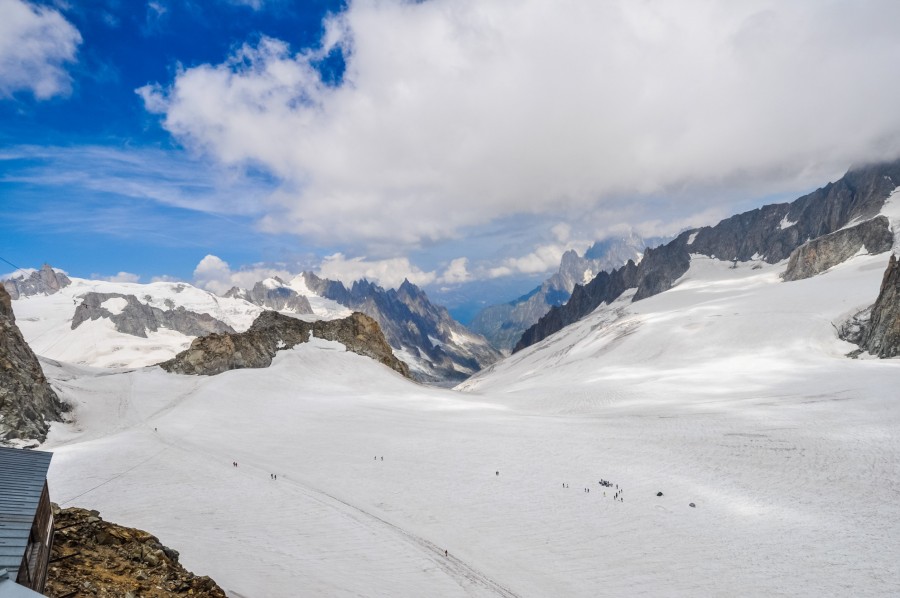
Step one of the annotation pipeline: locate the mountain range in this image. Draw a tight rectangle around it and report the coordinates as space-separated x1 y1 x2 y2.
469 233 653 353
515 158 900 352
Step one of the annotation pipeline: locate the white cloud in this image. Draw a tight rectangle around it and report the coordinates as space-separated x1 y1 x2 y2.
437 257 471 285
228 0 264 9
2 145 270 216
0 0 81 99
486 243 575 279
142 0 900 253
93 271 141 283
192 254 293 295
317 253 436 288
150 274 181 283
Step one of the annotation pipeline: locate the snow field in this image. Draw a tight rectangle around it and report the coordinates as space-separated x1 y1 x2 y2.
36 247 900 597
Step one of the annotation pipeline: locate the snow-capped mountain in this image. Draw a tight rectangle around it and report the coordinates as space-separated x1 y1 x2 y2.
470 233 652 353
516 158 900 352
5 275 265 368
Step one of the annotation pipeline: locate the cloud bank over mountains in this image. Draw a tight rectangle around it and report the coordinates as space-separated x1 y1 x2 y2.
140 0 900 254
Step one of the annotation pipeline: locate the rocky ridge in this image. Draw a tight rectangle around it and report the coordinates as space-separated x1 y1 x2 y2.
0 284 65 443
516 158 900 352
2 264 71 299
224 278 313 314
301 274 499 385
839 254 900 358
160 310 411 378
72 292 236 338
45 505 226 598
783 215 894 281
471 234 650 353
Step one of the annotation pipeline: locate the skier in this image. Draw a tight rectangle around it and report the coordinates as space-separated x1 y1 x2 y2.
496 471 499 476
445 549 448 557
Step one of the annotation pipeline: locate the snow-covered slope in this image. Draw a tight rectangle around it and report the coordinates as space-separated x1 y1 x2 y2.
40 245 900 597
12 278 263 368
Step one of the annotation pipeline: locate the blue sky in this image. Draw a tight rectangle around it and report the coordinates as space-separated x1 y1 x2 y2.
3 0 900 320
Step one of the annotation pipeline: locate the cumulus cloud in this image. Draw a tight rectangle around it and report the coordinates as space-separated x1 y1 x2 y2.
193 254 293 295
92 271 141 283
317 253 436 288
486 243 578 279
437 257 471 285
0 0 81 99
142 0 900 252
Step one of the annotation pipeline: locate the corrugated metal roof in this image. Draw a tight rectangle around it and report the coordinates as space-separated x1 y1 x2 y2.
0 571 46 598
0 448 52 580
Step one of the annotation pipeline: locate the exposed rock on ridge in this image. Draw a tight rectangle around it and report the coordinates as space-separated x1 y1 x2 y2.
72 292 236 338
783 216 894 281
160 311 411 378
45 505 227 598
839 254 900 358
301 274 499 385
0 284 65 443
516 158 900 352
2 264 71 299
224 279 313 314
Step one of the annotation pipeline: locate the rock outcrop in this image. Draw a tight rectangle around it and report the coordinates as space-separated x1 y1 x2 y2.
45 505 227 598
516 158 900 352
72 292 235 338
783 216 894 281
0 284 65 443
2 264 71 299
224 279 313 314
301 274 499 385
840 254 900 358
160 311 411 378
471 234 651 353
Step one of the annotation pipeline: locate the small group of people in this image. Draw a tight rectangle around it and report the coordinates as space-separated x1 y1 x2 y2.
270 473 277 480
374 456 383 461
232 461 238 467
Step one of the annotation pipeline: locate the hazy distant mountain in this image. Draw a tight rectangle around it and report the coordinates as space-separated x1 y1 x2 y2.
470 233 653 353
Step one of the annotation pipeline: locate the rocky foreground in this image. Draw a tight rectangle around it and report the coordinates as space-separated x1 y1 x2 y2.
45 506 227 598
0 283 65 443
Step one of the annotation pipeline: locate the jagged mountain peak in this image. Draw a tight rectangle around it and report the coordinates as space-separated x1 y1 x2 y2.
295 271 499 385
224 278 314 315
2 263 72 300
